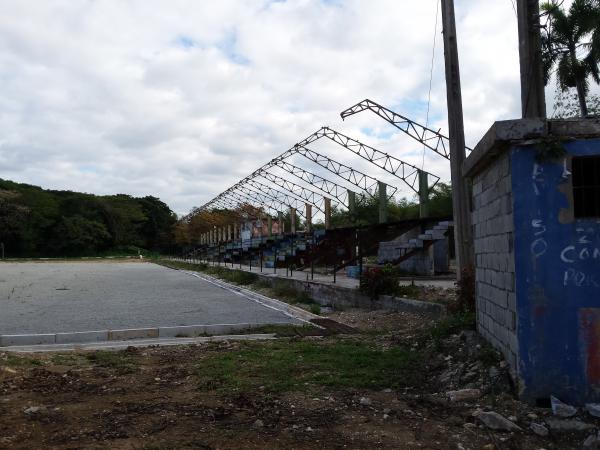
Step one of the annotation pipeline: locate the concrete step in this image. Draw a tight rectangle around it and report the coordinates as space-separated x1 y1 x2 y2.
408 238 424 248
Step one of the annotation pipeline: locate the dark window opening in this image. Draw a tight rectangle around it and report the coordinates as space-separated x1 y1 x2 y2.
573 156 600 218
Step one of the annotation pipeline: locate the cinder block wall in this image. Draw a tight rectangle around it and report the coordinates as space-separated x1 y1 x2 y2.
471 152 518 373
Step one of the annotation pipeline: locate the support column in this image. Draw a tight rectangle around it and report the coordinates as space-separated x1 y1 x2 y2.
324 197 332 230
517 0 547 118
278 212 284 235
378 181 388 224
305 204 312 232
442 0 475 276
233 223 238 240
418 170 429 218
348 190 357 222
268 216 273 237
227 224 231 241
290 207 296 234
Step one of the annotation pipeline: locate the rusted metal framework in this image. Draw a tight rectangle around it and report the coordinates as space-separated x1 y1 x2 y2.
298 126 440 192
340 98 472 160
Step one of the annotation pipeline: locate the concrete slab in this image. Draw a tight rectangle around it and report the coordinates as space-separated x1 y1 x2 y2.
0 262 301 336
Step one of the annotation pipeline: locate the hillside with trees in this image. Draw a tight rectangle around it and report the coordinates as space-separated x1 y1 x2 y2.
0 179 177 257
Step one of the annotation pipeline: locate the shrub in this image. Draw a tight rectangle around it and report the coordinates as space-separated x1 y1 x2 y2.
359 265 399 300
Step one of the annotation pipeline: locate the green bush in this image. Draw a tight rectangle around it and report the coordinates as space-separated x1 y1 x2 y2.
359 265 399 300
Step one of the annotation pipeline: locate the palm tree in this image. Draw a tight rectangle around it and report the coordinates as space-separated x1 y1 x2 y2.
541 0 600 117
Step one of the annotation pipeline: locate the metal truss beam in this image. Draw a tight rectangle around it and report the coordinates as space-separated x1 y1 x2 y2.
244 178 317 213
220 190 282 217
276 145 398 200
340 99 472 160
231 186 307 219
212 197 265 219
257 169 330 211
263 161 355 207
297 126 440 193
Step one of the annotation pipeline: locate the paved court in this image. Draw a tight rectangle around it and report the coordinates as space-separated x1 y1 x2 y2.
0 262 300 335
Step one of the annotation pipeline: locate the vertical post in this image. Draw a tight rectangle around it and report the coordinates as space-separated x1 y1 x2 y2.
227 224 232 242
290 207 296 234
234 223 238 241
441 0 474 277
324 197 332 230
2 242 5 259
517 0 547 118
278 211 284 235
378 181 388 224
305 204 312 232
418 170 429 218
268 216 273 237
348 190 356 223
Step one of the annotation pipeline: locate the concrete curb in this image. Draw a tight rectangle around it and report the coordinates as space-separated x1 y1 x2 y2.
2 333 278 353
181 270 320 323
0 321 296 348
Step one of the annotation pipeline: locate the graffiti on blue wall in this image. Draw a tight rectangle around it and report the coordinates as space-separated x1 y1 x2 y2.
512 138 600 404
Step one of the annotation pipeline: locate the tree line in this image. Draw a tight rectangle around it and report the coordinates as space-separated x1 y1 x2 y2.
0 178 176 257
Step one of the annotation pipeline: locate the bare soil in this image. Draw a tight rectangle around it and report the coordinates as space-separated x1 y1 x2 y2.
0 310 593 449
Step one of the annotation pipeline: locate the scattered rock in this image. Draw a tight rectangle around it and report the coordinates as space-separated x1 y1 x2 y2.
447 389 481 402
476 411 522 431
527 413 538 420
253 419 264 428
583 433 600 449
550 395 577 417
359 397 372 406
545 418 595 432
530 422 549 437
586 403 600 418
23 406 43 415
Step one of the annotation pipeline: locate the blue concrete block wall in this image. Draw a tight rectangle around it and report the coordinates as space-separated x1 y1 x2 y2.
512 138 600 404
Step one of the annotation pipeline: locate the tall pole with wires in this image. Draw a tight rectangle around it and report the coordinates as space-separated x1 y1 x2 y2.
517 0 546 118
441 0 473 279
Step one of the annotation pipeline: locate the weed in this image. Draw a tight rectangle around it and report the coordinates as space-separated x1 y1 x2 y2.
86 350 137 374
396 284 420 298
425 312 476 350
194 339 421 393
310 303 321 315
50 353 90 366
1 353 42 367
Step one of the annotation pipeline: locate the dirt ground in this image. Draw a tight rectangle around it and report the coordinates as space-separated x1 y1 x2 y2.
0 309 596 450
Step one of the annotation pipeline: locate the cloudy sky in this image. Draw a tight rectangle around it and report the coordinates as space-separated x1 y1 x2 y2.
0 0 583 217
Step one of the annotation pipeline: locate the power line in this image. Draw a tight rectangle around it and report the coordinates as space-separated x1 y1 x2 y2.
423 0 440 171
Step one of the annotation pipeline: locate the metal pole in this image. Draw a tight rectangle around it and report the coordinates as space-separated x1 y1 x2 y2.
441 0 474 278
516 0 547 118
418 170 429 218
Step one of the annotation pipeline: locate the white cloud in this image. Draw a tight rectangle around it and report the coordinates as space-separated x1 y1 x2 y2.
0 0 569 216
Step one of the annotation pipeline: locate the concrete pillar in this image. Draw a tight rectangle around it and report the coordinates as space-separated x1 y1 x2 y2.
233 223 238 240
348 190 357 221
226 224 231 241
268 216 273 237
278 212 284 235
324 197 332 230
305 204 312 232
378 181 388 224
290 207 296 234
418 170 429 218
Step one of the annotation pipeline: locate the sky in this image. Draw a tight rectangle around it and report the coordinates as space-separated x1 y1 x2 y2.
0 0 589 217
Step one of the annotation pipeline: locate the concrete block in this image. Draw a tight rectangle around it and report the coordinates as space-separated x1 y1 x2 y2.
507 292 517 311
55 331 108 344
108 328 159 341
0 334 56 346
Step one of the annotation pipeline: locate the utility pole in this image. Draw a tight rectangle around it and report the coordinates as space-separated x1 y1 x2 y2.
517 0 546 118
441 0 473 278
